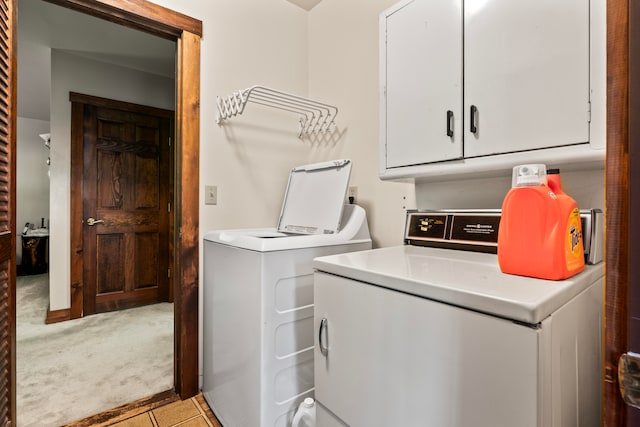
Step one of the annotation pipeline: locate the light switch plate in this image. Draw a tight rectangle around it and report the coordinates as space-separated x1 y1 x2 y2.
205 185 217 205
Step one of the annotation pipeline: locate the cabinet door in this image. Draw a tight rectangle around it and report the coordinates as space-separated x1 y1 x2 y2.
382 0 462 168
464 0 590 157
314 272 540 427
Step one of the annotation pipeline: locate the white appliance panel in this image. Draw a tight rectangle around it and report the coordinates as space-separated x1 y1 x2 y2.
547 283 602 426
314 271 541 426
316 401 348 427
204 243 261 427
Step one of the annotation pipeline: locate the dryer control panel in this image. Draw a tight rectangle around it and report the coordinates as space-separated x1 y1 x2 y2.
404 209 603 263
404 210 501 253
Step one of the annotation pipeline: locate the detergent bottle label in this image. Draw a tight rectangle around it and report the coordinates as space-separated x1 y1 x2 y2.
566 208 584 269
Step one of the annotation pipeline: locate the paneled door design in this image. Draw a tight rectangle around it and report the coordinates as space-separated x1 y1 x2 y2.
73 93 173 315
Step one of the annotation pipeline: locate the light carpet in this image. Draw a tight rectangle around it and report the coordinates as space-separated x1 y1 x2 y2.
17 274 174 427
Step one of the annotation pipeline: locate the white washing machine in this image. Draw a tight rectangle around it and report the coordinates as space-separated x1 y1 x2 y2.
202 160 372 427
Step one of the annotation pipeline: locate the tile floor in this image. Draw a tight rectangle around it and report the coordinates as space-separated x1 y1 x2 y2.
111 395 221 427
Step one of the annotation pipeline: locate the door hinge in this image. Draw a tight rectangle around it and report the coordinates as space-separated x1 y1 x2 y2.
587 102 592 123
168 202 171 213
619 352 640 409
168 268 171 278
169 136 172 147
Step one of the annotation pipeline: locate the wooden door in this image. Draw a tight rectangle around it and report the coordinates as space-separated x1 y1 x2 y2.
74 94 173 315
0 0 16 423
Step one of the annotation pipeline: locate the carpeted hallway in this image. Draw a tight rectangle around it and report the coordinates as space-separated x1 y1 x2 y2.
17 274 174 426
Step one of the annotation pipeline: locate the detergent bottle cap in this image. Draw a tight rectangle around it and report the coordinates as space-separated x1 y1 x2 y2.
512 164 547 187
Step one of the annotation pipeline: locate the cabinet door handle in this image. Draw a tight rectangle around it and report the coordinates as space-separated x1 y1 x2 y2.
470 105 478 134
319 318 329 356
446 110 454 138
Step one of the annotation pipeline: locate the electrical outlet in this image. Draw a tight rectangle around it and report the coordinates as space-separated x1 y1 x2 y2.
205 185 217 205
348 186 358 204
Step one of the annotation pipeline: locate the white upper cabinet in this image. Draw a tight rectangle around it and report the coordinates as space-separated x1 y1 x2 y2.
379 0 604 180
464 0 589 157
384 0 463 168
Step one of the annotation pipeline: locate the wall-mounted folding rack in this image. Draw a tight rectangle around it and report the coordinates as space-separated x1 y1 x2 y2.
216 85 338 138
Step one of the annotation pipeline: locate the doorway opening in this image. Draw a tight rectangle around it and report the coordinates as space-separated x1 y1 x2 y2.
14 0 201 422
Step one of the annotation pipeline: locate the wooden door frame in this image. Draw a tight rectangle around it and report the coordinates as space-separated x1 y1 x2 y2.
42 0 201 399
629 1 640 423
605 0 639 425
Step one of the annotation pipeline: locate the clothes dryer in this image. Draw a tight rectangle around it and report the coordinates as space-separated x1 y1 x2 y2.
312 209 604 427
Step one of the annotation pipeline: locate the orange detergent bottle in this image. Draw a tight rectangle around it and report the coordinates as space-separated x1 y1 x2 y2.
497 164 585 280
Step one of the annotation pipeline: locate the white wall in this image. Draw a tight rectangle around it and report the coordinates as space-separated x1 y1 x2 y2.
16 117 50 264
49 50 175 311
414 168 605 211
308 0 416 248
142 0 413 246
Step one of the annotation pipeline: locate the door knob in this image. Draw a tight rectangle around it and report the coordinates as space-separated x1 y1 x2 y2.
619 352 640 408
86 217 104 226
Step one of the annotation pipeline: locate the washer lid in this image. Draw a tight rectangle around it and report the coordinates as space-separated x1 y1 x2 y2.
277 159 351 235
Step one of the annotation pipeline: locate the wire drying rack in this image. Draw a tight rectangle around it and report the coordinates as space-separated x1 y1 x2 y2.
216 85 338 138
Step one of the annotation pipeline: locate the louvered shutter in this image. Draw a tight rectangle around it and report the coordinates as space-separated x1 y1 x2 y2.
0 0 16 424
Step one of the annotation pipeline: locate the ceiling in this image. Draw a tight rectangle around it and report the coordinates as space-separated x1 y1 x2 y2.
17 0 321 121
285 0 323 11
17 0 177 120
